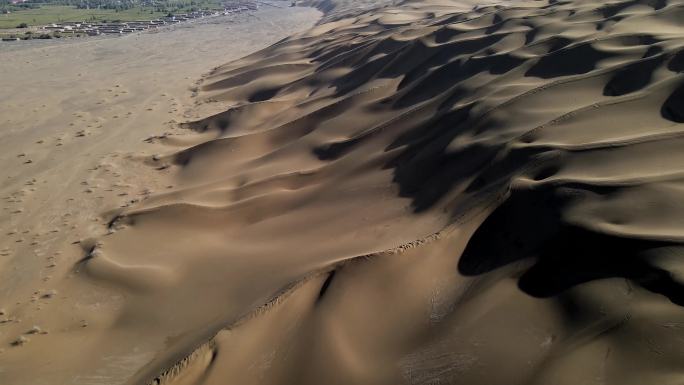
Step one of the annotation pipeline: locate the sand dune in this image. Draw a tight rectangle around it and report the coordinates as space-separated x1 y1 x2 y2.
3 0 684 384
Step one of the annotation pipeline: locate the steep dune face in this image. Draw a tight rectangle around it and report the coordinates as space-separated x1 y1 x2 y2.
74 0 684 384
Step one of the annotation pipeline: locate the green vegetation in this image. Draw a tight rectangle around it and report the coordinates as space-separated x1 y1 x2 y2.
0 0 227 29
0 5 163 28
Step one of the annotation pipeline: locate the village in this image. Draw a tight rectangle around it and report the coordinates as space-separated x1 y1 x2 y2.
1 0 261 41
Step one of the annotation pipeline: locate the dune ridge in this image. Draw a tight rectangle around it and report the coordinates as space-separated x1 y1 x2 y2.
145 229 447 384
86 0 684 383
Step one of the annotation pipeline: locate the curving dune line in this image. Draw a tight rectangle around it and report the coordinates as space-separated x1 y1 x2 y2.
146 230 446 385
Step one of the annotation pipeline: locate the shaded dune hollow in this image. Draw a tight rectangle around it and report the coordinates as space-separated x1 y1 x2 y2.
76 0 684 384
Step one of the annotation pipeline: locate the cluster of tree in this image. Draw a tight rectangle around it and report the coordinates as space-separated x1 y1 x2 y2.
3 31 55 39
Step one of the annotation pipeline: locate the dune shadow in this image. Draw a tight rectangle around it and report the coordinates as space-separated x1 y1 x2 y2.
662 81 684 123
526 43 617 78
603 53 666 96
458 185 684 305
669 49 684 72
249 87 281 102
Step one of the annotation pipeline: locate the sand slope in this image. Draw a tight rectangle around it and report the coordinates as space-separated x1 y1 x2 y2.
4 0 684 384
